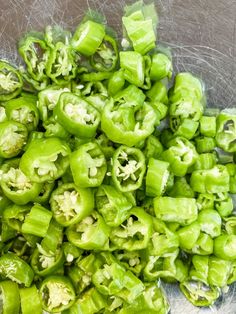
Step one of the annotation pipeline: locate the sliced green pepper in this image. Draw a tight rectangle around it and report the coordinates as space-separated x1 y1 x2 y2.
120 51 145 87
50 183 94 227
70 142 106 187
154 196 198 226
54 92 100 138
216 109 236 152
20 137 71 183
214 234 236 260
0 252 34 287
20 285 42 314
111 145 146 192
0 159 42 205
39 275 75 313
66 211 110 250
0 280 20 314
0 121 28 158
96 184 133 227
0 60 23 101
110 207 153 251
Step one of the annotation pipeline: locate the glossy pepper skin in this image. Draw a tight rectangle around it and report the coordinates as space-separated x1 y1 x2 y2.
216 109 236 152
92 252 144 303
111 145 146 192
154 196 198 226
96 185 134 227
101 86 156 147
110 207 153 251
0 280 20 314
20 285 42 314
0 60 23 101
0 158 42 205
0 121 28 159
19 137 71 183
66 211 110 250
0 252 34 287
54 92 101 138
50 183 94 227
5 95 39 132
39 275 76 313
162 137 198 177
70 142 107 187
190 165 230 194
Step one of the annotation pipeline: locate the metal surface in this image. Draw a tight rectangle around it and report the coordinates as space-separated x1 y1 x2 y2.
0 0 236 313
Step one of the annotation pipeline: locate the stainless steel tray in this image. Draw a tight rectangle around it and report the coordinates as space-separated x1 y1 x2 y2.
0 0 236 312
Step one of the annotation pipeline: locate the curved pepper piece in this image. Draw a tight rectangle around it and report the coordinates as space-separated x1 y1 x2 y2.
214 234 236 260
216 109 236 152
0 280 20 314
0 60 23 101
0 252 34 287
50 183 94 227
0 121 28 159
39 275 76 313
54 92 100 138
110 207 153 251
0 159 42 205
101 90 156 147
70 142 107 188
20 137 71 183
111 145 146 192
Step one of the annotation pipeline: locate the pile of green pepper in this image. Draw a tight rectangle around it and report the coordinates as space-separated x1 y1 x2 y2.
0 0 236 313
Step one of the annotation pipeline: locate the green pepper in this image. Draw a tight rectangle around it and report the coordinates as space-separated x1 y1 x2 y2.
214 192 233 217
208 256 232 287
0 159 43 205
0 60 23 101
196 193 215 211
20 285 42 314
54 92 100 138
146 158 170 197
226 163 236 193
66 211 110 250
195 136 216 153
34 181 55 204
68 253 103 293
190 152 217 171
216 109 236 152
118 283 170 314
92 253 144 303
101 86 156 147
46 42 77 85
173 118 199 140
5 95 39 132
147 218 179 256
180 280 220 307
0 252 34 287
150 53 172 81
111 145 146 192
214 234 236 260
63 242 82 264
21 204 52 237
50 183 94 227
39 275 76 313
143 249 179 281
177 222 201 251
0 121 28 158
144 135 163 159
199 116 216 137
0 187 11 215
0 280 20 314
66 287 107 314
96 185 133 227
122 4 156 55
95 133 115 159
197 209 222 238
225 216 236 235
18 34 49 82
107 70 125 96
162 137 198 176
168 177 195 198
70 142 107 187
43 116 70 139
146 80 168 105
190 165 230 193
154 196 198 226
20 137 71 183
71 20 105 56
114 250 145 276
37 85 71 122
120 51 145 87
0 105 7 123
189 255 208 284
191 232 213 255
3 204 31 232
90 34 118 72
110 207 153 251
